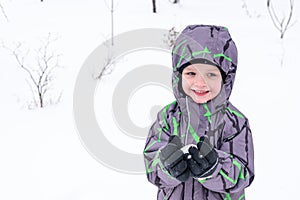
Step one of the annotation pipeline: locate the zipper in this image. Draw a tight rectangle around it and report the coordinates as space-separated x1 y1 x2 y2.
184 96 190 145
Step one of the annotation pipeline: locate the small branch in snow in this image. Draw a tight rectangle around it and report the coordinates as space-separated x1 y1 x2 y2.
1 34 63 109
267 0 295 39
0 2 9 21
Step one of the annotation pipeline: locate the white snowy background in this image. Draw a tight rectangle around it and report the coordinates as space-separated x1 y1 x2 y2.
0 0 299 199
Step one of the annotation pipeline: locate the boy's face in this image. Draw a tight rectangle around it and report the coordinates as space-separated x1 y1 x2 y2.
181 63 222 104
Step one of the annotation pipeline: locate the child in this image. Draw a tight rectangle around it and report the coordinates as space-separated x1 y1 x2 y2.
144 25 254 200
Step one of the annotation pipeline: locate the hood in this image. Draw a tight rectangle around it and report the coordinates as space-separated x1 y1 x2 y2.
172 24 238 102
171 25 238 141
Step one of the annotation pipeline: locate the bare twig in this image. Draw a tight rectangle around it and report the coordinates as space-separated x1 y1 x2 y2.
152 0 156 13
95 49 114 80
153 0 180 13
94 33 116 80
267 0 295 39
163 26 179 49
282 0 294 37
1 34 62 108
169 0 179 3
241 0 261 18
104 0 120 45
0 2 9 22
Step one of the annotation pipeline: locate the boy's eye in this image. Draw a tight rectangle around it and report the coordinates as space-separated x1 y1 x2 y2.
207 73 217 77
185 72 196 76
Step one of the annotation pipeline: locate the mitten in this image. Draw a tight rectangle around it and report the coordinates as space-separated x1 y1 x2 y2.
187 136 218 178
160 136 190 182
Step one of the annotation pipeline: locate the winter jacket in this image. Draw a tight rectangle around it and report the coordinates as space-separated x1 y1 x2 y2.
143 25 254 200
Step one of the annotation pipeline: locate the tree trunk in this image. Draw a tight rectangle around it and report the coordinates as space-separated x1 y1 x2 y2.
111 0 114 45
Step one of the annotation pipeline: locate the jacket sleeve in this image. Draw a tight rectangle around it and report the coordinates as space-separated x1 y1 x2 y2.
143 106 182 189
200 118 255 194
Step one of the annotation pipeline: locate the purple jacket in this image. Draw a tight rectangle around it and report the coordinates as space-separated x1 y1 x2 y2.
144 25 254 200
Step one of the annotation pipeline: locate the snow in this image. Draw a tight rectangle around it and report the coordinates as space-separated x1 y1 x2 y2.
0 0 300 199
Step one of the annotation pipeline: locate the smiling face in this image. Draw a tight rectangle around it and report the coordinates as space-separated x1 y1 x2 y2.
181 63 223 104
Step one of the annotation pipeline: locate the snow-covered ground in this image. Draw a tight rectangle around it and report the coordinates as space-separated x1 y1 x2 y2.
1 0 300 199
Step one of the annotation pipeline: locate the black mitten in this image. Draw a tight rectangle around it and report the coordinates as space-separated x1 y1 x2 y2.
187 136 218 178
160 136 190 182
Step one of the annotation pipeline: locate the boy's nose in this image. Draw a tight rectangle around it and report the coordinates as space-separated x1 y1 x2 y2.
194 74 207 86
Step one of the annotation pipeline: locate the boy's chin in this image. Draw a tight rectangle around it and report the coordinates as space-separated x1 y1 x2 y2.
191 97 211 104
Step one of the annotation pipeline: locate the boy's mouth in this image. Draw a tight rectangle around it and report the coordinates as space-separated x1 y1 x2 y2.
192 89 209 97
